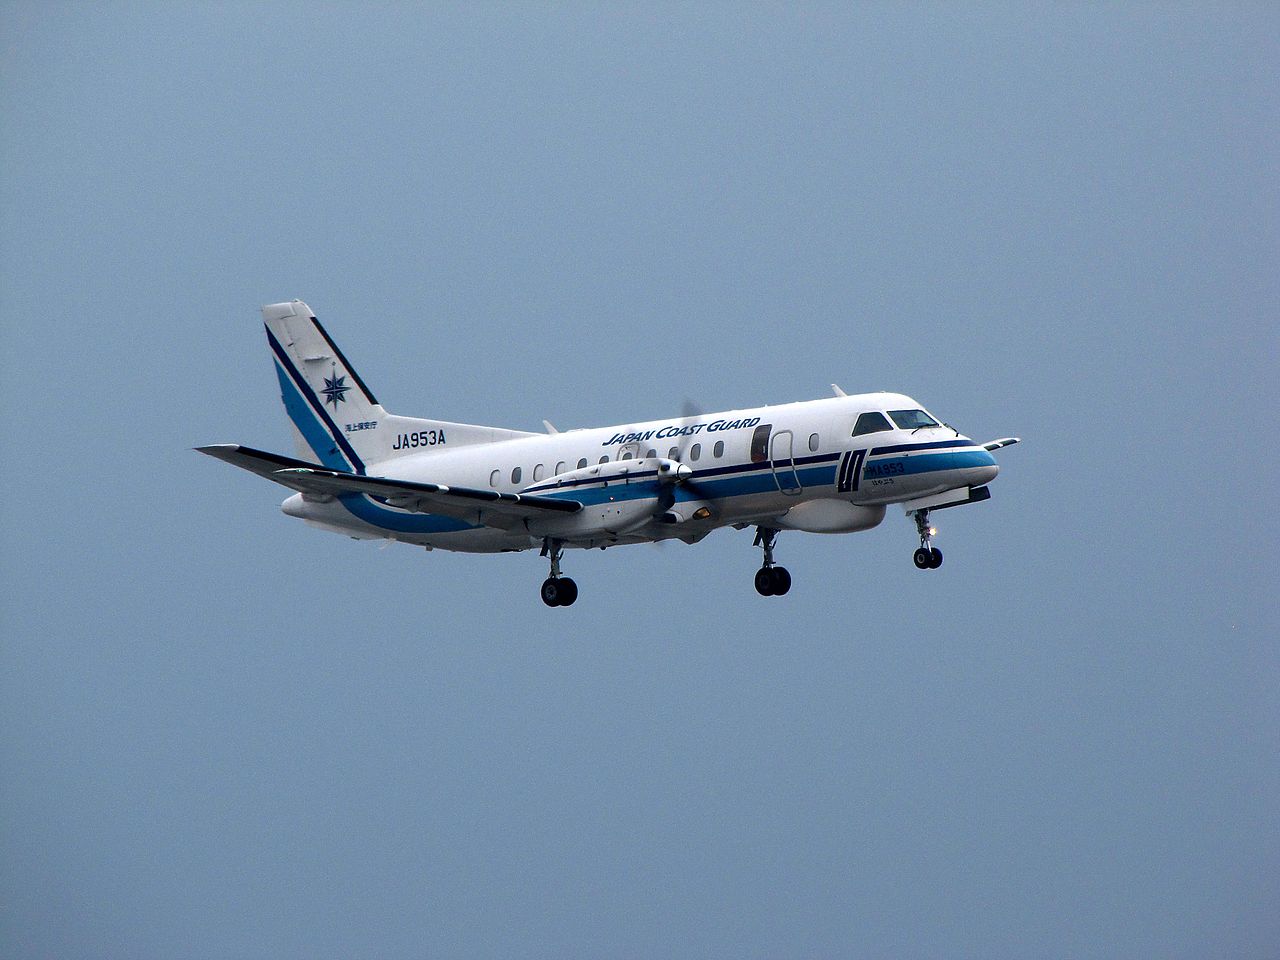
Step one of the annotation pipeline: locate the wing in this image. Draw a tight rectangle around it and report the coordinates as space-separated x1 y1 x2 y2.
196 444 582 529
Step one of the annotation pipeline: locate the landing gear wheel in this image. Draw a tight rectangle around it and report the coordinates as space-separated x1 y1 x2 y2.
913 548 933 570
928 547 943 569
556 577 578 606
769 566 792 596
541 577 562 607
754 568 775 596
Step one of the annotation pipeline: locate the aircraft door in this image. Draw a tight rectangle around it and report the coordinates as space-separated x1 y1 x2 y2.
770 429 803 495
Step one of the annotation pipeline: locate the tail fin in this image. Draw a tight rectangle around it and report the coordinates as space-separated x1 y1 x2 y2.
262 300 532 474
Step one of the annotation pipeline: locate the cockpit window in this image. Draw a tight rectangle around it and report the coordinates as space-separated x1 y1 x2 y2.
852 411 893 436
888 409 939 430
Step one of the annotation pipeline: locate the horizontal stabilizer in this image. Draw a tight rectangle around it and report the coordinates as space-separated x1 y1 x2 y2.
272 467 582 514
196 444 582 529
982 437 1020 451
195 444 320 481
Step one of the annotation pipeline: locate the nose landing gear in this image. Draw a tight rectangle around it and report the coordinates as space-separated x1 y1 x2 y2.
753 526 792 596
539 538 578 606
910 510 943 569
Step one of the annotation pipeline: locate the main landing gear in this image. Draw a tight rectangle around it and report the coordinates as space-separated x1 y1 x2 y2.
539 538 578 607
753 526 792 597
910 509 943 570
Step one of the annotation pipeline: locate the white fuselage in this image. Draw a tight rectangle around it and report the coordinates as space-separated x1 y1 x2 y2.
283 392 999 553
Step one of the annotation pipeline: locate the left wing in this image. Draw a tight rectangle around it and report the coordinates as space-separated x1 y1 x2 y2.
196 444 582 528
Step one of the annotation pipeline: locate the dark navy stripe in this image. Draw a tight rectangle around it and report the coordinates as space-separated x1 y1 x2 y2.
267 326 367 474
851 449 866 491
538 464 840 508
272 351 474 534
524 452 841 495
311 314 379 406
868 439 977 458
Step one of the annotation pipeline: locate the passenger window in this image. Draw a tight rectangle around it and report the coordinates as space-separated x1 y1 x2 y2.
809 432 819 452
489 469 500 487
510 466 522 484
621 451 633 460
690 443 701 461
668 446 680 460
599 456 609 464
853 412 893 436
646 449 657 459
888 409 939 430
555 461 566 475
750 424 772 463
713 440 724 458
577 458 588 469
533 463 545 481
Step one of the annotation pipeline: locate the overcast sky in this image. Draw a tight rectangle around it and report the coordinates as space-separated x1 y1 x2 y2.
2 3 1277 957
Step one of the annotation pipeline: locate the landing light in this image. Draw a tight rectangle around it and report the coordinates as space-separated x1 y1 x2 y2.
929 527 938 536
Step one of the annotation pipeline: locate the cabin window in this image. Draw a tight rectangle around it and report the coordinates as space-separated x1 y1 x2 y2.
533 463 545 481
750 423 772 463
713 440 724 458
690 443 701 461
577 458 588 469
489 469 500 487
888 409 939 430
668 446 680 460
510 466 522 484
599 455 609 464
555 461 566 475
646 449 657 459
621 451 633 460
808 432 820 452
852 411 893 436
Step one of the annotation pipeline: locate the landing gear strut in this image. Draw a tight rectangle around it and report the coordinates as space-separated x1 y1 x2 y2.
910 510 943 570
539 538 578 606
753 526 792 596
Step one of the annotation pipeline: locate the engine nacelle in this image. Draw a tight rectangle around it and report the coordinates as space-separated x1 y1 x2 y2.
775 498 885 533
524 458 679 540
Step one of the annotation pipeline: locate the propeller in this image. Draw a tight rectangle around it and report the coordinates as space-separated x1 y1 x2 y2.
653 399 716 519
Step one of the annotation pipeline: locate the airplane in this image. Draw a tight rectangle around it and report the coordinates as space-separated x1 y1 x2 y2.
198 300 1019 606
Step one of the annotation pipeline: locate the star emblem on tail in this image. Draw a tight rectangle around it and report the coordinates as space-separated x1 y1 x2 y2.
321 366 350 407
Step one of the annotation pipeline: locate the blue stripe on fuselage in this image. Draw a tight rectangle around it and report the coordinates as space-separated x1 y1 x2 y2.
865 449 996 477
272 357 474 534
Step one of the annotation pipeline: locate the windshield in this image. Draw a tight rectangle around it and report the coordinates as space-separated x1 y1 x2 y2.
888 409 939 430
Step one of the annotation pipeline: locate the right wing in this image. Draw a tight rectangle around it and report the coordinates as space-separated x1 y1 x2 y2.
196 444 582 529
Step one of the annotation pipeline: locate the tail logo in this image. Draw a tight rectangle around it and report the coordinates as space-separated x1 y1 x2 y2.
321 363 350 407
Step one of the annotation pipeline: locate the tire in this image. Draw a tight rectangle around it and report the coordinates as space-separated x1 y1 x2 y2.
928 547 943 569
557 577 578 607
540 577 561 606
754 568 775 596
913 548 932 569
769 566 792 596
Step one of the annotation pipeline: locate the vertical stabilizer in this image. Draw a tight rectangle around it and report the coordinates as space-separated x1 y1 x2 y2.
262 300 533 474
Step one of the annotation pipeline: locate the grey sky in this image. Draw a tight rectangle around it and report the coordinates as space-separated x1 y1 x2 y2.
2 3 1276 957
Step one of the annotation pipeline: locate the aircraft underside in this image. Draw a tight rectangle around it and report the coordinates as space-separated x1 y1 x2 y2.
198 300 1018 607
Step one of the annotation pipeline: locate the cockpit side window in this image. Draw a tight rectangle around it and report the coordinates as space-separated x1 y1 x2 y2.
852 411 893 436
888 409 939 430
